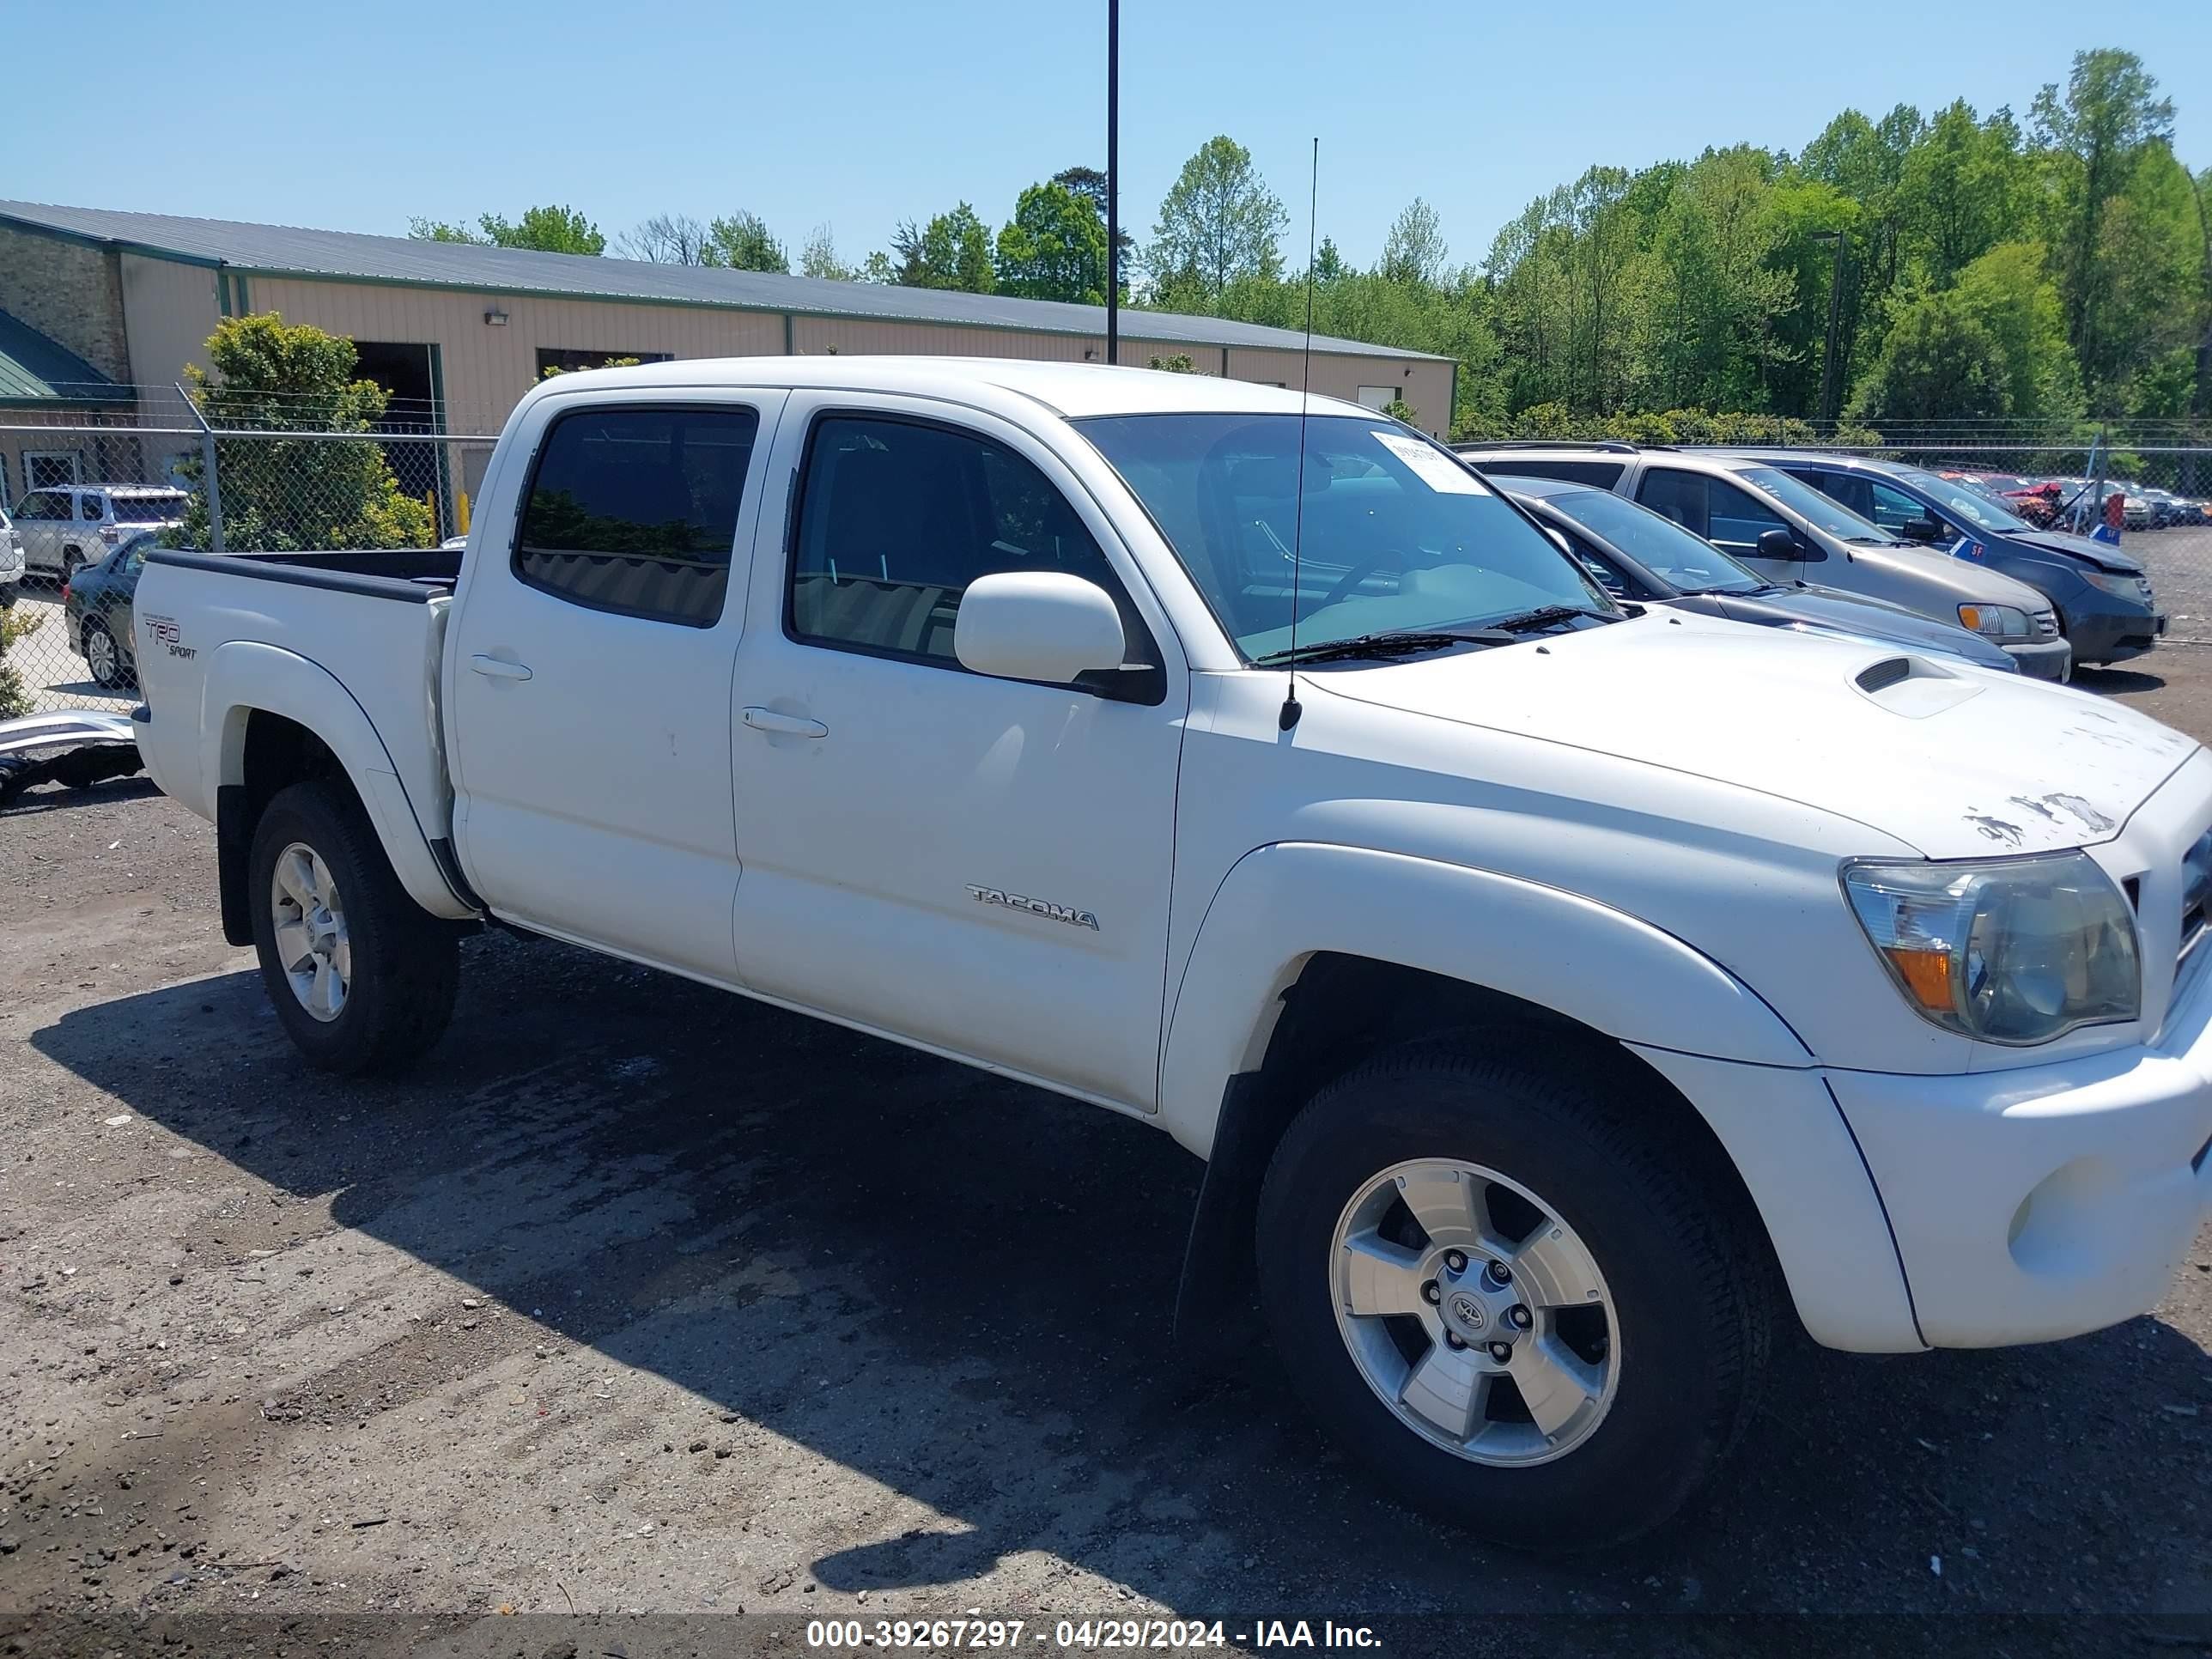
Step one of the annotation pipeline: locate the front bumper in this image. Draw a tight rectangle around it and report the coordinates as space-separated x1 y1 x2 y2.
1826 956 2212 1349
2067 600 2166 665
2001 636 2073 680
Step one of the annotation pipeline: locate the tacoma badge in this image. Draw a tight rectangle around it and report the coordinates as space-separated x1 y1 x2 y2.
966 884 1100 932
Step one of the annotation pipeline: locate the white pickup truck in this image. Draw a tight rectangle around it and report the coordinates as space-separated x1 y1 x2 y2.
132 358 2212 1550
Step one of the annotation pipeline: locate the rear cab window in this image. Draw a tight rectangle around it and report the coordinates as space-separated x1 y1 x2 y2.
513 405 760 627
1465 456 1626 489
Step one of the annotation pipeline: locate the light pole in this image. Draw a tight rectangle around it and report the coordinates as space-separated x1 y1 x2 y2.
1105 0 1120 366
1811 229 1846 429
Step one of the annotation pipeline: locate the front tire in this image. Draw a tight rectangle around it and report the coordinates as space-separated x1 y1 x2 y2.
248 780 459 1075
1255 1044 1771 1551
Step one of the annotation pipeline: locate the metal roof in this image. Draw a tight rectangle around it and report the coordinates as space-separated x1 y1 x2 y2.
0 306 130 404
0 200 1449 363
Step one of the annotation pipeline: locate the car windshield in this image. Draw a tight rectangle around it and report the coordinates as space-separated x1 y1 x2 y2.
1732 464 1897 543
1539 488 1765 593
111 492 188 524
1076 413 1615 659
1891 465 2035 532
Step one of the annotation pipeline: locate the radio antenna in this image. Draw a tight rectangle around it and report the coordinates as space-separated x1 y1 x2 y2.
1279 135 1319 734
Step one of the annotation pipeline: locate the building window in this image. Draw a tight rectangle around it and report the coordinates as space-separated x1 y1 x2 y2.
1356 386 1402 411
24 451 82 490
535 348 675 379
513 404 760 628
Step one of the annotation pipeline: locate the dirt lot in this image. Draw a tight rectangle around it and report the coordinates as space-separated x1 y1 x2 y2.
3 658 2211 1658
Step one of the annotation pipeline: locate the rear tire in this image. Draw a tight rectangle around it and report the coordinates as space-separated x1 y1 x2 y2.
60 549 86 581
82 619 127 689
1255 1043 1771 1551
248 780 459 1075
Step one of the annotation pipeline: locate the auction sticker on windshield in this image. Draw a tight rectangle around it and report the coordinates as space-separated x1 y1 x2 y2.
1370 429 1488 495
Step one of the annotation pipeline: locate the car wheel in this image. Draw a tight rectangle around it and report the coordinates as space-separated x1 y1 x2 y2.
248 780 460 1075
82 619 127 690
1255 1043 1772 1551
61 549 86 581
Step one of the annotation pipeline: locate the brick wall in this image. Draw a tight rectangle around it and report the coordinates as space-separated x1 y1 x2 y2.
0 222 130 382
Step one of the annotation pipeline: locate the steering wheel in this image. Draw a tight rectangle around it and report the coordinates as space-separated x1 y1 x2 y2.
1318 547 1411 611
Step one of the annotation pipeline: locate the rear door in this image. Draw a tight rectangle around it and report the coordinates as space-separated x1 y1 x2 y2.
447 389 788 981
726 393 1188 1110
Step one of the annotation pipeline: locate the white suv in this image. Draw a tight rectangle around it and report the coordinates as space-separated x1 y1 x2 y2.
0 507 22 605
9 484 190 580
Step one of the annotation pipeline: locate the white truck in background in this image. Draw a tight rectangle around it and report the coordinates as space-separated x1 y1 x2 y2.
131 357 2212 1549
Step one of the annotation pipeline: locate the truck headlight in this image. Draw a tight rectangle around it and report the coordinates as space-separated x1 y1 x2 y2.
1956 603 2031 639
1842 853 2139 1044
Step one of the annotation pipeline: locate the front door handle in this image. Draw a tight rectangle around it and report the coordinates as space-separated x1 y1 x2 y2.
470 654 532 682
742 707 829 739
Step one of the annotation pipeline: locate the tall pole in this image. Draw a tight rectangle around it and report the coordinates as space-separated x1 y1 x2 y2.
1105 0 1120 366
1816 230 1846 428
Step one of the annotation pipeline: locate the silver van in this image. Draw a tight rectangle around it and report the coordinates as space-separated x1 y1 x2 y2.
1455 441 2070 679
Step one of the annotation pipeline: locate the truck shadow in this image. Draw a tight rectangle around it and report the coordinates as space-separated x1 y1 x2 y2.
29 932 2212 1620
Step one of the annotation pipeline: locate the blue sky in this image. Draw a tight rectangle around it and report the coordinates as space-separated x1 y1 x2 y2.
17 0 2208 273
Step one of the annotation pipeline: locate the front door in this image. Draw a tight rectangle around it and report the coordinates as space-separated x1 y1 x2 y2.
1635 466 1803 583
447 391 787 981
727 394 1188 1110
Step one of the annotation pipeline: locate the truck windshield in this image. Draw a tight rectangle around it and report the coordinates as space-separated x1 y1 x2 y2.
1076 413 1614 660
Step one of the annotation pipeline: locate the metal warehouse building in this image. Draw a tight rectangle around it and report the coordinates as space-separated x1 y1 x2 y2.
0 199 1455 518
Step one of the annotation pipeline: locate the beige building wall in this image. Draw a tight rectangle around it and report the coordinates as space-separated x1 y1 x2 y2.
0 222 128 383
240 276 785 431
791 315 1092 362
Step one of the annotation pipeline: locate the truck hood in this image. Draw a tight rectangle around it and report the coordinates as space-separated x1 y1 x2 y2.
1312 611 2197 858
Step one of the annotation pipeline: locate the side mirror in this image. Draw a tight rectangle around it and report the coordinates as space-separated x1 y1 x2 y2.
1755 528 1804 562
955 571 1127 689
1900 517 1947 544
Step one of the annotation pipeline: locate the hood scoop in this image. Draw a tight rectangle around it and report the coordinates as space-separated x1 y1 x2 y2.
1850 653 1986 718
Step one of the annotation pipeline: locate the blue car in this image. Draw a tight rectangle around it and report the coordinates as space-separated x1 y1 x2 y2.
1504 477 2021 672
1727 451 2164 667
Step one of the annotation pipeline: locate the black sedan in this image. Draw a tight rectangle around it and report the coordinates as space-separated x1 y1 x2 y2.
62 532 154 690
1504 477 2021 673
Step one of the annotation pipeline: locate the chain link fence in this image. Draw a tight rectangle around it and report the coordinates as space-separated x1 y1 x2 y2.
1759 425 2211 643
2 406 495 717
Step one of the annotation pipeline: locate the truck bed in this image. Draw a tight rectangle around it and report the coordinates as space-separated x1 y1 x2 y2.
134 545 463 868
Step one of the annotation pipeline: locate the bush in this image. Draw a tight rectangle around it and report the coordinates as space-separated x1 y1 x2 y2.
0 607 37 720
1455 403 1881 449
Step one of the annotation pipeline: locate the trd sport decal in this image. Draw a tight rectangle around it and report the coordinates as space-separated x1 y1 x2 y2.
966 884 1101 932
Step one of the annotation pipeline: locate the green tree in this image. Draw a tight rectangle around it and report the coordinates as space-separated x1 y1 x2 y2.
408 204 604 254
1052 164 1136 274
890 204 996 292
994 181 1109 302
1948 242 2083 418
1846 290 2010 423
174 313 435 552
2032 48 2177 399
704 211 788 272
1381 198 1448 287
1147 136 1286 300
800 223 854 282
1892 100 2030 285
1310 237 1346 284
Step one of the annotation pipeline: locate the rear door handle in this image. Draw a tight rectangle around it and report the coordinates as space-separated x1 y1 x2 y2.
470 654 532 682
742 707 828 739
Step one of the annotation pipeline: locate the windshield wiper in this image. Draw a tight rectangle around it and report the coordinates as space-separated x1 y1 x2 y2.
1481 603 1617 634
1252 627 1516 666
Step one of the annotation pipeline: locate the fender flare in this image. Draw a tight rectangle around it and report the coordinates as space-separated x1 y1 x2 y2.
201 640 474 922
1158 841 1812 1158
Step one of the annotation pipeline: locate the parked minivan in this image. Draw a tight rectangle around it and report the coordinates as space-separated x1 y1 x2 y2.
9 484 190 580
1454 442 2070 679
1723 450 2164 668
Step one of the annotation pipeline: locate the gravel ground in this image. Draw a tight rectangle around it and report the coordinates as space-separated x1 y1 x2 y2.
3 659 2211 1658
